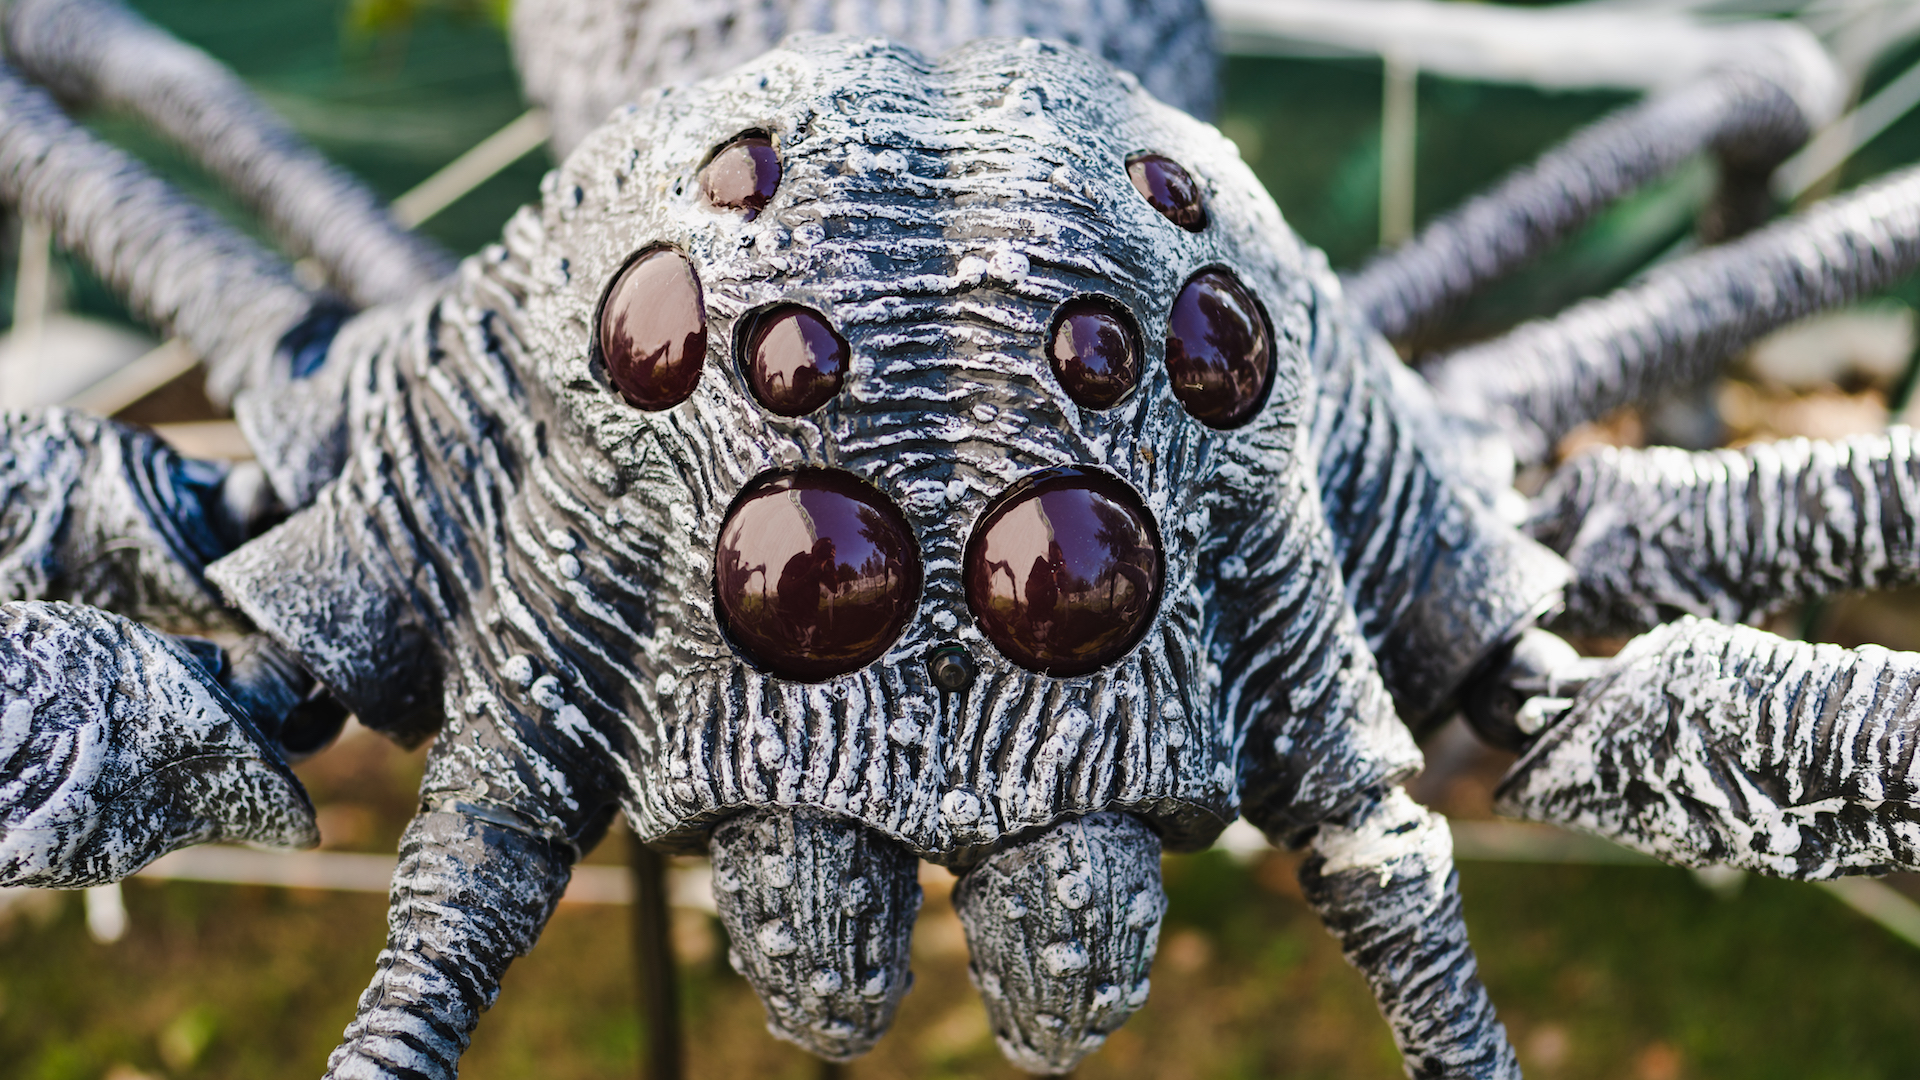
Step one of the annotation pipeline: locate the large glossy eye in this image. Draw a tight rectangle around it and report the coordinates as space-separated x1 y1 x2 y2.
1049 298 1141 410
963 468 1161 677
1126 153 1206 231
715 470 921 682
742 305 849 416
599 248 707 410
701 134 781 220
1165 268 1272 429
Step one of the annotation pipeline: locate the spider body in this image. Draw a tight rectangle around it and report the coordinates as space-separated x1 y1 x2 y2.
1 2 1917 1078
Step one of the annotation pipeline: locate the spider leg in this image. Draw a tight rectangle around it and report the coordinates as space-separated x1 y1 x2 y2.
1345 64 1824 340
1494 617 1919 879
1423 166 1920 468
1526 429 1920 636
4 0 452 307
1291 787 1520 1080
0 600 318 887
0 61 341 406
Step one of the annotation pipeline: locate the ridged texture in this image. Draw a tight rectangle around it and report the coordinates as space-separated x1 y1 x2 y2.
4 0 452 308
1344 70 1810 340
1498 618 1920 879
709 808 921 1059
1306 309 1570 726
0 600 315 888
0 409 239 634
1424 165 1920 467
1297 788 1520 1080
511 0 1218 156
0 62 333 404
325 808 574 1080
1529 429 1920 635
952 812 1164 1075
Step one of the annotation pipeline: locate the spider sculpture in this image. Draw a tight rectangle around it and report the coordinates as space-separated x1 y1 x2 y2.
0 0 1916 1077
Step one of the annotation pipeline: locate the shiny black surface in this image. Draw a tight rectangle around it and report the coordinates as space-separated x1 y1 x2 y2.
600 247 707 410
742 305 848 415
1049 297 1141 410
701 135 781 220
1165 268 1271 429
1125 153 1206 231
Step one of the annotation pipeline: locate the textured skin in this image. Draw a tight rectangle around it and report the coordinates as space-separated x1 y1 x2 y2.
0 600 315 888
3 0 453 308
0 63 337 405
1345 70 1811 340
1425 165 1920 467
951 812 1164 1074
510 0 1219 157
1530 429 1920 635
1298 788 1519 1080
1498 618 1920 880
0 410 239 634
709 808 922 1060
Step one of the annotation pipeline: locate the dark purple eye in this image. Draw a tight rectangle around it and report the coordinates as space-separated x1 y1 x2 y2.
715 470 921 682
701 134 781 220
1126 153 1206 231
1049 298 1141 410
963 468 1161 677
1165 269 1272 429
600 248 707 410
743 305 849 416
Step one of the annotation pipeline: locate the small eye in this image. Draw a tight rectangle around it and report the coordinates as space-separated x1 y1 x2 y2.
701 134 782 220
964 468 1161 678
1165 268 1272 429
599 248 707 410
1049 298 1141 410
742 305 849 416
1125 153 1206 231
715 469 922 682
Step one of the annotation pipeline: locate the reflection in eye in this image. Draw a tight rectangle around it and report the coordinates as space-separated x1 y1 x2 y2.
599 247 707 410
1125 153 1207 231
714 469 922 682
743 305 849 416
701 134 782 220
964 468 1162 678
1049 297 1142 410
1165 268 1272 429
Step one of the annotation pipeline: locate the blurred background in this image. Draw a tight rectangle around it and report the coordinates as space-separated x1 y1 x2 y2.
2 1 1920 1078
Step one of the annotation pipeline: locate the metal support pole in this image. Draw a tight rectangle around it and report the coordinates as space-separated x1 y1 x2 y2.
1380 49 1419 248
630 838 683 1080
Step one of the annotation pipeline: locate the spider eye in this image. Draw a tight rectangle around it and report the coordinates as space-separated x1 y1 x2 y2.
600 247 707 410
715 470 922 682
743 305 849 416
1165 268 1272 429
1049 298 1141 410
1125 153 1206 231
702 134 782 220
963 468 1161 678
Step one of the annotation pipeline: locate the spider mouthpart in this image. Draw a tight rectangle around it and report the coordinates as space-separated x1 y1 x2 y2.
1125 152 1206 231
700 133 782 220
927 645 976 692
1049 297 1142 410
710 809 921 1060
742 304 849 415
1165 267 1273 429
598 247 707 410
964 468 1161 677
953 812 1165 1074
715 469 922 681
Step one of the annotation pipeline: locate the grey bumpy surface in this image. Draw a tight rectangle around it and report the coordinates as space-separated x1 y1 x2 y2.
1344 69 1812 340
1498 618 1920 879
3 0 453 308
1426 164 1920 467
511 0 1220 156
1529 428 1920 635
0 63 332 404
0 600 315 888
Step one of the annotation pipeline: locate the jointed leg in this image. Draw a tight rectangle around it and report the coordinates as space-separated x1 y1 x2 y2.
4 0 452 307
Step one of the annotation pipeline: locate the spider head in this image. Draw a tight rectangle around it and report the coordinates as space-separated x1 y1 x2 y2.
504 33 1328 1070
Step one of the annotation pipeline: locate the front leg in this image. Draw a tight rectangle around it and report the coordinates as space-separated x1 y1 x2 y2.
1295 787 1520 1080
